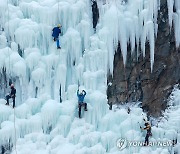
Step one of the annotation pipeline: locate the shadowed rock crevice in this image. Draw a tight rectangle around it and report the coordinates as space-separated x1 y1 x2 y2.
91 0 99 31
107 0 180 117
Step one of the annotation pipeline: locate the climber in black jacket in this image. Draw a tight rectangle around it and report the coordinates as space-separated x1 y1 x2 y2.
140 119 152 146
5 84 16 108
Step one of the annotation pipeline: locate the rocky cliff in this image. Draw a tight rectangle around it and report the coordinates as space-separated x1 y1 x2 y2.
107 0 180 117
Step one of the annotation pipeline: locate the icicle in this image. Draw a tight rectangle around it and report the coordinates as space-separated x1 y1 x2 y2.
167 0 174 28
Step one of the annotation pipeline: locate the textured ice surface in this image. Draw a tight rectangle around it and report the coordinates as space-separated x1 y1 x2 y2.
0 0 180 153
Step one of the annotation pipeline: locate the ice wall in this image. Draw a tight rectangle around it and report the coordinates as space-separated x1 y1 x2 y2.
0 0 180 154
167 0 180 47
0 0 96 103
1 0 179 105
96 0 160 72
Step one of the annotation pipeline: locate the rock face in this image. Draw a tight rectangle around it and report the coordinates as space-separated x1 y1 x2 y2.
107 0 180 117
91 0 99 31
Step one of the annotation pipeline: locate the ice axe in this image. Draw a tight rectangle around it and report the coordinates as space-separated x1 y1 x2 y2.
78 80 80 90
138 122 143 131
9 79 12 86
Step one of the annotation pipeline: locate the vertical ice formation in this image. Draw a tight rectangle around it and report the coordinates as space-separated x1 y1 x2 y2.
167 0 180 47
1 0 178 104
97 0 160 72
0 0 180 153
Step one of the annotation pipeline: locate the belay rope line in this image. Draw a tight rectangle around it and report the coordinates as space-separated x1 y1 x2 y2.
129 111 136 152
13 108 17 154
57 0 60 23
114 1 142 150
114 3 135 144
7 0 11 76
124 65 135 151
7 0 17 153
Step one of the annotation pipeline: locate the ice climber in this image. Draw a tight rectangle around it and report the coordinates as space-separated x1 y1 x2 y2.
5 84 16 108
77 89 88 118
140 119 152 146
52 24 62 49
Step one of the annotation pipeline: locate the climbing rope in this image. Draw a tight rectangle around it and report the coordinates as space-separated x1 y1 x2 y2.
7 0 11 77
121 50 136 151
7 2 16 153
129 110 136 151
13 108 17 154
123 65 136 152
59 84 62 103
57 0 60 23
123 66 128 102
7 0 10 45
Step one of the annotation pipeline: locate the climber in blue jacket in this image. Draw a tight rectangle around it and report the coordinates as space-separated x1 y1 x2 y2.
52 24 61 49
77 89 87 118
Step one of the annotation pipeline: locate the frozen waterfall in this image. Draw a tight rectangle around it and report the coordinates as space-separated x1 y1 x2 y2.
0 0 180 154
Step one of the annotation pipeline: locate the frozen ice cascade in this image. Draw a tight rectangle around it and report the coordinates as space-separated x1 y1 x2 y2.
0 0 180 154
